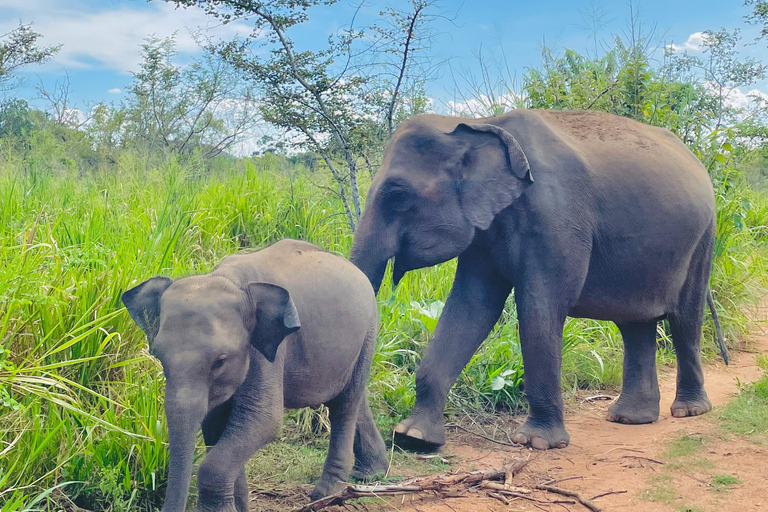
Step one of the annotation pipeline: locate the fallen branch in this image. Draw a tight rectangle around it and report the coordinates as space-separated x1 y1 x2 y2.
480 482 576 505
292 459 529 512
536 484 602 512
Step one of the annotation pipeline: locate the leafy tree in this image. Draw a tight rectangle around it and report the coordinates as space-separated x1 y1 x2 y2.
122 34 258 158
171 0 438 230
0 23 60 93
666 28 767 130
0 98 34 139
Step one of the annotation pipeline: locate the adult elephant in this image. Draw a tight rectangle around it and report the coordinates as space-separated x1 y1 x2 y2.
350 110 725 451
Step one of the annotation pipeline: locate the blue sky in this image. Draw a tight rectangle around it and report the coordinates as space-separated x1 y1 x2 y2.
2 0 767 113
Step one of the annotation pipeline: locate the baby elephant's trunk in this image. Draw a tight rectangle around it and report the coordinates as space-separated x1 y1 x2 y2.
162 387 208 512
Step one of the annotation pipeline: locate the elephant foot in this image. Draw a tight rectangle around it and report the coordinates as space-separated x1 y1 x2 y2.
351 455 388 481
671 394 712 418
196 498 238 512
606 394 660 424
393 414 445 453
310 478 347 501
511 419 569 450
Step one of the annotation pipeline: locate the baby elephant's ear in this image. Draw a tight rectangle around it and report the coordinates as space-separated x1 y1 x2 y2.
121 277 173 344
245 282 301 363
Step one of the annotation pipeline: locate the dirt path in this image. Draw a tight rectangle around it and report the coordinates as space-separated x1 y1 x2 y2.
366 315 768 512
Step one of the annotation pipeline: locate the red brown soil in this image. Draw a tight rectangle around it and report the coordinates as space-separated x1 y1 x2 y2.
366 314 768 512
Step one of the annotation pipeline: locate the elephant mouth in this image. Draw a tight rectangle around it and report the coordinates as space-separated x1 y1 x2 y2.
392 257 406 287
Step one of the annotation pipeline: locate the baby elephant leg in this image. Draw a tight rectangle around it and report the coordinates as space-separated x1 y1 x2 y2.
311 395 362 501
352 394 388 480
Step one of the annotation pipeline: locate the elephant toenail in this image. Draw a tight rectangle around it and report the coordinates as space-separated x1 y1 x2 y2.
511 433 528 445
531 438 549 450
394 423 408 434
671 409 686 418
407 428 423 440
556 441 568 449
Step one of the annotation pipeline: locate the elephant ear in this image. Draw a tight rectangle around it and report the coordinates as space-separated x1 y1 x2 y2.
244 282 301 363
121 276 173 345
451 123 533 230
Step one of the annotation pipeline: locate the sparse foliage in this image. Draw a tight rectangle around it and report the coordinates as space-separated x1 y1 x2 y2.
123 33 259 158
0 22 60 93
667 28 767 129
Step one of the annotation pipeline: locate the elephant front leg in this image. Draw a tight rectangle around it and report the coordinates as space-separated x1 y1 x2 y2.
396 247 512 451
512 291 570 450
199 401 250 512
196 367 283 512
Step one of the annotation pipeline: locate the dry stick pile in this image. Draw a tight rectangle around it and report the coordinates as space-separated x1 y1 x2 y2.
292 458 605 512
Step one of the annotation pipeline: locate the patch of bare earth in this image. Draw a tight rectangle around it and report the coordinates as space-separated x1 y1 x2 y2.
250 310 768 512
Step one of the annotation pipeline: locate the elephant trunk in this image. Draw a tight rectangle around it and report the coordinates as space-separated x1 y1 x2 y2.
162 387 208 512
350 231 392 295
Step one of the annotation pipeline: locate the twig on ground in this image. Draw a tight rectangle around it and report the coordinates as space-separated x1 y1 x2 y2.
589 490 627 500
481 482 576 505
543 476 584 486
480 481 532 494
599 446 644 456
536 484 602 512
488 492 510 505
445 423 519 447
621 455 664 465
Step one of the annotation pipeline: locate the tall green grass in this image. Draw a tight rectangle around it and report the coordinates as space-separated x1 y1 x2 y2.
1 151 766 510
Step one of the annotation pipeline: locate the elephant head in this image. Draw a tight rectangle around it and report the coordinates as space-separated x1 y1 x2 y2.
351 115 532 292
121 276 299 512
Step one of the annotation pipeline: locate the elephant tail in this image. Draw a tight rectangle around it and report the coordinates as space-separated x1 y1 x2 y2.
707 289 729 365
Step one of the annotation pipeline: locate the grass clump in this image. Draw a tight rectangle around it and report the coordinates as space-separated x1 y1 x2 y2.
710 474 741 492
664 434 708 459
719 356 768 441
639 474 677 503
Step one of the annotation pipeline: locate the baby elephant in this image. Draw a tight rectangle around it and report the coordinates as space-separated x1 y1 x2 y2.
122 239 388 512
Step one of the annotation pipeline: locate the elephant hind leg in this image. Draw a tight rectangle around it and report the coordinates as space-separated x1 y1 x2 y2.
668 232 714 418
312 396 361 500
313 323 383 499
352 394 388 480
607 321 661 424
668 308 712 417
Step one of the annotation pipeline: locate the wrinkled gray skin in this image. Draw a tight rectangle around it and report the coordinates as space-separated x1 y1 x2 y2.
122 240 388 512
351 110 718 451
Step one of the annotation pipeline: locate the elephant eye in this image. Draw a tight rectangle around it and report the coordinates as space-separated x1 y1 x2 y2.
382 180 415 213
212 355 227 371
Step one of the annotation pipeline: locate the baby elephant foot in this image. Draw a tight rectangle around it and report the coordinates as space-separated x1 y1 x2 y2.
351 454 388 481
512 419 569 450
310 478 347 501
196 498 238 512
671 394 712 418
607 393 660 424
393 414 445 453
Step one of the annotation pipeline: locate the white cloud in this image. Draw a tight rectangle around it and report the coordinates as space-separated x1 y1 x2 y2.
107 88 121 94
722 87 768 109
446 93 522 118
668 32 705 53
0 0 253 75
